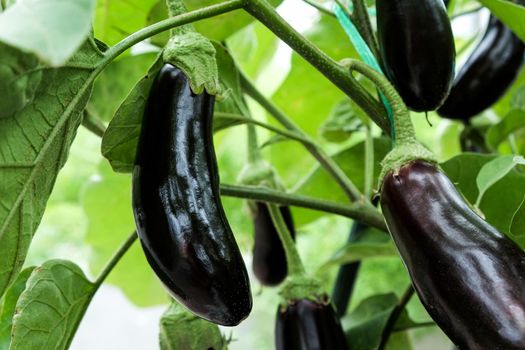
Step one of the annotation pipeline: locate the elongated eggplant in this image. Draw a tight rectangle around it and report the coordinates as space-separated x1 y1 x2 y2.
252 202 295 286
381 160 525 349
132 64 252 326
376 0 456 111
438 16 525 120
276 297 349 350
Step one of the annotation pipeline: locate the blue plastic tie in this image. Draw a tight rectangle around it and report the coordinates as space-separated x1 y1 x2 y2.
333 2 395 141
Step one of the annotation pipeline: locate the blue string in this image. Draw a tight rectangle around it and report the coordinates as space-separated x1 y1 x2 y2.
333 2 395 142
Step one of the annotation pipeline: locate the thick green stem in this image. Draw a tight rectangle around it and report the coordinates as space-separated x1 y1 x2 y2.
240 72 364 203
94 231 138 289
350 0 380 61
341 59 413 146
268 204 306 276
220 184 386 231
364 125 374 199
242 0 390 134
341 59 437 180
378 285 415 350
82 111 106 138
215 113 312 144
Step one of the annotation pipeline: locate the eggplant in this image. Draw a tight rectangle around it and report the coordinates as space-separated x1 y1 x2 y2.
132 64 252 326
438 16 525 120
381 160 525 349
376 0 456 111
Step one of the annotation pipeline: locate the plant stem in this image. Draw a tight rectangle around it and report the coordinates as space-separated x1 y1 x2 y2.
378 285 415 350
103 0 244 66
242 0 390 134
220 183 386 231
82 110 106 138
302 0 335 17
215 113 313 144
350 0 380 60
268 204 306 276
240 72 364 203
94 231 138 289
364 125 374 199
341 59 414 146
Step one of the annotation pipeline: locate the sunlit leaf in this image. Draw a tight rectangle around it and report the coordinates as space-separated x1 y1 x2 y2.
0 0 95 65
10 260 94 350
0 39 102 299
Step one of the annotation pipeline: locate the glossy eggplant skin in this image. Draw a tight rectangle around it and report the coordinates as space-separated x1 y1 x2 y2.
438 16 525 120
132 64 252 326
376 0 455 112
252 202 295 286
275 297 349 350
381 160 525 350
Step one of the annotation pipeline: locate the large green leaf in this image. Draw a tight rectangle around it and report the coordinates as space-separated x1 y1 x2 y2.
479 0 525 42
185 0 283 41
441 153 525 239
486 109 525 149
511 194 525 237
0 39 102 299
0 0 95 65
227 21 280 79
88 53 158 122
266 14 361 185
343 293 413 350
292 138 391 225
10 260 94 350
475 155 525 206
82 162 167 307
0 267 34 349
159 302 226 350
94 0 158 45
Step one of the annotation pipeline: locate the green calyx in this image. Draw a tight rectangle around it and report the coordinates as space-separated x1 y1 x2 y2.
163 33 221 95
378 141 437 187
279 275 324 302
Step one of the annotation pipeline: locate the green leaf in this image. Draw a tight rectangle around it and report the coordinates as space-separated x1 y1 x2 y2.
320 99 365 143
0 39 102 299
227 21 280 79
0 0 95 66
292 138 391 225
486 109 525 149
147 0 171 47
478 0 525 43
320 241 397 270
0 43 41 119
88 52 158 122
441 154 525 238
94 0 158 46
510 194 525 237
343 293 413 350
10 260 94 350
475 155 525 207
82 162 167 306
101 53 164 173
268 14 360 185
184 0 283 41
0 267 35 349
159 302 227 350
